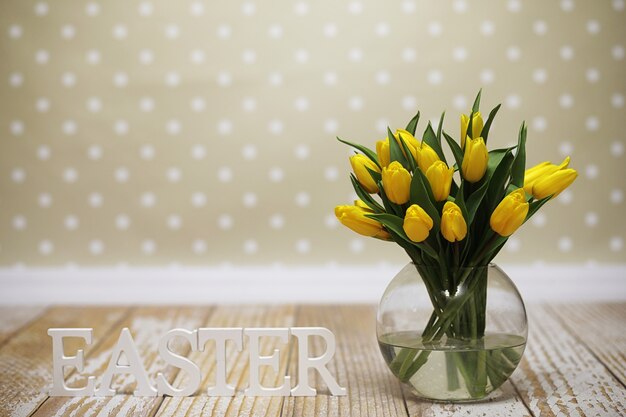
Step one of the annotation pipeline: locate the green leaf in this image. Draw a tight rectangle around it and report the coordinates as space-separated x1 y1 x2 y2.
397 132 417 172
453 181 469 222
443 131 464 171
423 122 447 163
472 89 482 113
465 177 490 224
481 103 501 143
409 170 441 231
486 150 515 211
436 112 445 144
365 166 382 184
337 137 380 168
405 111 420 136
367 213 440 260
509 122 527 188
349 174 384 212
388 127 409 169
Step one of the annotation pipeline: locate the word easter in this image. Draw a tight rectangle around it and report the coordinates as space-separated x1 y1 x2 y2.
49 327 346 397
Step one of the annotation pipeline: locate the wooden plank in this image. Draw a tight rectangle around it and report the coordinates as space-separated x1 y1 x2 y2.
512 304 626 416
0 306 129 417
154 305 296 417
32 306 211 417
281 305 408 417
0 306 47 347
550 302 626 386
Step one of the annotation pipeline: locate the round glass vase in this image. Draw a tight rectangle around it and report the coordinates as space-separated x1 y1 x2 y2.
376 263 527 402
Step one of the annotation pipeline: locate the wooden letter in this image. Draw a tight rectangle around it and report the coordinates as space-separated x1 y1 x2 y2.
198 327 243 396
48 328 96 396
244 328 291 396
156 329 201 396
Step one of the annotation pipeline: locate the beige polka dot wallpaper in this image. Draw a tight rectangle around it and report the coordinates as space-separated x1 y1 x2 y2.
0 0 625 266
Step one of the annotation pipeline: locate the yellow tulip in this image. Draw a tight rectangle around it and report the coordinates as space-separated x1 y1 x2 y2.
382 161 412 205
376 139 391 168
349 154 381 193
490 188 529 237
416 142 440 173
524 156 577 199
403 204 433 243
460 112 484 148
441 201 467 242
461 137 489 183
335 204 391 240
532 169 578 200
425 161 454 202
376 130 420 168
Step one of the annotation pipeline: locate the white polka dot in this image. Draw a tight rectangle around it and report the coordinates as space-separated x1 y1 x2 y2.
191 145 206 160
8 24 23 39
376 118 389 134
269 214 284 229
164 24 180 39
294 1 309 15
35 49 50 65
560 0 574 11
427 21 443 37
559 94 574 108
11 168 25 183
347 48 363 62
114 120 129 136
610 237 624 252
507 0 521 12
10 120 24 136
586 68 600 83
531 212 547 227
243 239 258 254
452 0 467 13
190 1 204 16
242 97 257 112
452 47 468 62
242 144 257 160
453 95 467 110
138 1 153 16
479 69 494 84
349 96 364 111
89 240 104 255
112 24 127 39
559 141 574 157
217 24 232 39
39 240 54 255
585 212 598 227
218 167 233 182
348 1 363 14
88 192 103 207
165 72 181 87
295 239 311 254
218 214 233 230
166 167 182 182
87 145 102 160
242 49 257 64
612 93 624 108
612 45 624 60
166 119 181 135
268 24 283 39
294 49 309 63
401 96 417 111
586 20 600 34
401 0 416 13
295 192 310 207
86 97 102 113
376 71 391 84
242 192 257 207
13 215 27 230
188 49 205 64
610 189 623 204
585 164 599 179
64 215 79 230
139 97 155 112
63 168 78 183
85 49 101 65
38 193 52 207
141 192 156 207
585 116 599 131
325 214 339 229
9 72 23 87
141 240 156 255
614 0 625 10
116 214 131 230
139 49 154 65
481 20 495 36
533 68 548 84
192 239 207 254
402 47 416 62
506 237 521 253
268 119 284 135
323 71 338 86
62 120 77 135
191 192 206 207
295 144 310 159
139 144 155 160
558 237 572 252
611 141 624 157
37 145 51 160
533 20 548 35
34 2 49 16
217 119 233 135
85 1 100 16
324 166 339 181
323 23 337 38
558 189 573 204
269 72 283 86
113 72 129 88
506 94 521 109
268 167 284 182
350 239 364 253
375 22 390 37
560 45 574 60
242 1 256 15
114 167 129 183
190 97 206 112
506 46 521 61
167 214 182 230
35 97 50 113
324 118 339 134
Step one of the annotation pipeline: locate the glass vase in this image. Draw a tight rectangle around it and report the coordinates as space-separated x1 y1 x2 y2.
376 263 527 402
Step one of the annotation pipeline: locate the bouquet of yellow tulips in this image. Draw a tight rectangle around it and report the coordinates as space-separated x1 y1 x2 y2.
334 91 577 396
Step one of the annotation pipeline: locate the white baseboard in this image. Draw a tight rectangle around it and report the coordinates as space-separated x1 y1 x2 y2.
0 264 624 305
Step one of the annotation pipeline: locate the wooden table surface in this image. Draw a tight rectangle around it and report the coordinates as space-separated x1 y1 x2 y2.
0 303 624 417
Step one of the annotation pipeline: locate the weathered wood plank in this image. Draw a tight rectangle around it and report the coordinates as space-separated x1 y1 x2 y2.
281 305 408 417
32 306 210 417
550 302 626 387
0 306 47 347
0 306 129 417
512 304 626 416
154 305 296 417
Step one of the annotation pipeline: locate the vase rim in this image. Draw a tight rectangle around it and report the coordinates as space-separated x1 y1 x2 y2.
410 262 496 269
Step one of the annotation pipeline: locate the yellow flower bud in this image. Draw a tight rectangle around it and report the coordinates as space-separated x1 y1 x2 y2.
349 154 381 193
425 161 454 202
382 161 412 205
377 130 420 168
335 204 391 240
490 188 529 237
416 142 440 173
524 157 576 199
461 137 489 183
460 112 484 148
532 168 578 200
376 139 391 168
441 202 467 242
403 204 433 243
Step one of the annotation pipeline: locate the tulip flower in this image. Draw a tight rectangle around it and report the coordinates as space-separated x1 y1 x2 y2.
376 130 420 168
523 156 577 199
376 139 391 168
350 154 381 193
441 202 467 242
425 161 454 202
335 204 391 240
460 112 484 148
382 161 412 205
416 142 440 173
490 188 529 237
403 204 433 243
461 137 489 183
